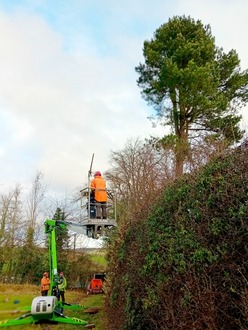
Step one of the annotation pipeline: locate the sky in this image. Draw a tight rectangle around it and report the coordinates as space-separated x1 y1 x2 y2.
1 0 248 196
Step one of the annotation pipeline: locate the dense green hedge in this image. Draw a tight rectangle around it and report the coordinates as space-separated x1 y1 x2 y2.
105 144 248 329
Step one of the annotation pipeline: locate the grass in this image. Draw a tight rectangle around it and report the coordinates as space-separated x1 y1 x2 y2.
88 250 107 268
0 284 106 329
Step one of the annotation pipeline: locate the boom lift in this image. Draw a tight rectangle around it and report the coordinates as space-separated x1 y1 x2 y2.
0 219 95 328
80 154 117 239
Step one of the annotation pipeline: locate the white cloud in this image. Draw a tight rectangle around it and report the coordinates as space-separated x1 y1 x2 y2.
0 7 159 193
0 1 247 195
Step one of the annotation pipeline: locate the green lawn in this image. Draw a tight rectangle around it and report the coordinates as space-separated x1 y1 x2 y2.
0 284 105 329
88 250 107 269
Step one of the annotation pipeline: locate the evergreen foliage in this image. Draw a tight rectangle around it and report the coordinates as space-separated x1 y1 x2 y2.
105 141 248 329
136 15 248 176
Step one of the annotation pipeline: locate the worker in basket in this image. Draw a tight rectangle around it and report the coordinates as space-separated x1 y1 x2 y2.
90 171 107 219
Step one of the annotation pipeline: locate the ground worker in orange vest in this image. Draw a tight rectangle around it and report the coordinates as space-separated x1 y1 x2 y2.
90 171 108 219
41 272 50 296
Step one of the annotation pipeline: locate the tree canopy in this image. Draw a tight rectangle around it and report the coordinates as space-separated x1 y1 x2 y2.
135 15 248 176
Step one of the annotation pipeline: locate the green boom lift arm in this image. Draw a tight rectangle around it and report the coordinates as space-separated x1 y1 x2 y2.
0 219 95 328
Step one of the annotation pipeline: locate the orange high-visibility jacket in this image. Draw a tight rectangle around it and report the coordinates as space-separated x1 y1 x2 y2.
41 276 50 291
90 176 108 202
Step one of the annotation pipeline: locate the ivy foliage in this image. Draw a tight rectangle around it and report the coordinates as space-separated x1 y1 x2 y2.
105 143 248 330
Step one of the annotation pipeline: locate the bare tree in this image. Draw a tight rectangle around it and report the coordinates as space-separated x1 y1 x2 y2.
105 138 173 223
0 185 23 246
44 192 80 221
25 171 46 246
0 184 23 281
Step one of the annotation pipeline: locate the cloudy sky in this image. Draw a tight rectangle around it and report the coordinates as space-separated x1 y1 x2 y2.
1 0 248 195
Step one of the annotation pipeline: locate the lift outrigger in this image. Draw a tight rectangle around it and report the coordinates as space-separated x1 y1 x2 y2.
80 154 117 239
0 219 95 328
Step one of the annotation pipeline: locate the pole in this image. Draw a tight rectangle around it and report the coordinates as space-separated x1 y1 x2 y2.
88 154 94 220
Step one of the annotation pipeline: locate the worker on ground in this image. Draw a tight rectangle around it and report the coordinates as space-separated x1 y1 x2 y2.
58 272 67 303
41 272 50 296
90 171 108 219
